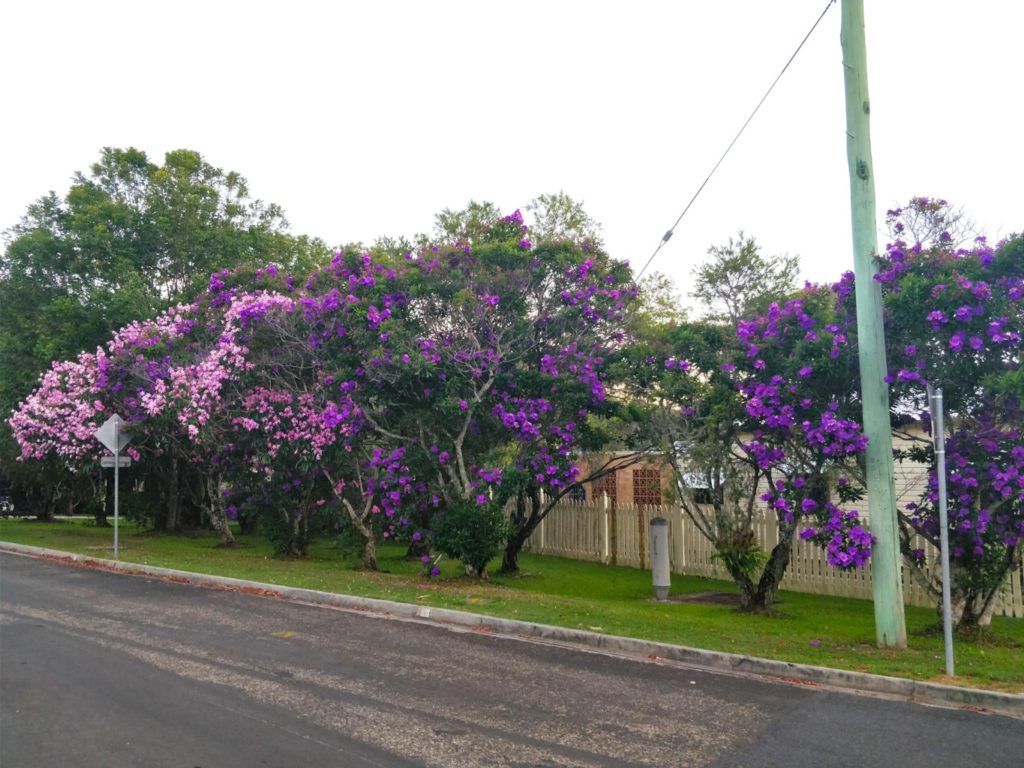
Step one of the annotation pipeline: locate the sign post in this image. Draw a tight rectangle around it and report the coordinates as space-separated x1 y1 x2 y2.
94 415 132 559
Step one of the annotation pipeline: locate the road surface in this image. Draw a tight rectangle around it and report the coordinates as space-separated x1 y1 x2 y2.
1 552 1021 767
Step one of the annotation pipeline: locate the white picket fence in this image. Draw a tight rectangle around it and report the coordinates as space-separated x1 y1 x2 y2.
522 499 1024 618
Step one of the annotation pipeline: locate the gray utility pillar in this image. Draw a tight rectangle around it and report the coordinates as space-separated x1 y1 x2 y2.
651 517 670 601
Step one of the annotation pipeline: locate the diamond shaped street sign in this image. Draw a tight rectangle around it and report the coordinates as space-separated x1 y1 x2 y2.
94 415 132 454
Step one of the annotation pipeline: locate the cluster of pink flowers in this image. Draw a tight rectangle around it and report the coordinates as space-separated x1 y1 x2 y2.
9 354 104 464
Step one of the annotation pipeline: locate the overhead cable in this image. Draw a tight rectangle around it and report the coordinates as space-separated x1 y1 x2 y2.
636 0 837 280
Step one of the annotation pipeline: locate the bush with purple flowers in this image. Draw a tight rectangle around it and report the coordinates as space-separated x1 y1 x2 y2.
852 199 1023 626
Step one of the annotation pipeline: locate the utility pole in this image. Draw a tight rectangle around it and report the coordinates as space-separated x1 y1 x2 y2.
841 0 907 648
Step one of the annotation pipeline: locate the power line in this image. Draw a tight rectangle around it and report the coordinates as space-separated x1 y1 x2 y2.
636 0 837 280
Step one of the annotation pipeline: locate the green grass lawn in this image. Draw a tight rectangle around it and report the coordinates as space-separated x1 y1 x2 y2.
2 517 1021 692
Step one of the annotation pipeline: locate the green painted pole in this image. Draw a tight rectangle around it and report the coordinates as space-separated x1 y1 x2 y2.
841 0 907 648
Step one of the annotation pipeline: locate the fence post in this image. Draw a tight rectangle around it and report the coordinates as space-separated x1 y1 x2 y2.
539 507 545 552
675 505 685 572
638 506 647 569
610 497 618 566
601 495 610 564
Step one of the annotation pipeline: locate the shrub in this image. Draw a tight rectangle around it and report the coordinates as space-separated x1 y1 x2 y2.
432 499 507 578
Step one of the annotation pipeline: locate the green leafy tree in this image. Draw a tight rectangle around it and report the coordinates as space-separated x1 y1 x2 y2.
524 191 603 246
430 200 502 244
433 499 508 579
634 271 688 330
691 231 800 325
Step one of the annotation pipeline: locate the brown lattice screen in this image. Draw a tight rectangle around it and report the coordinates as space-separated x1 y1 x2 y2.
593 472 617 503
632 468 662 506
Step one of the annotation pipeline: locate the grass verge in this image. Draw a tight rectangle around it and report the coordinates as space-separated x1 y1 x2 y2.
2 517 1021 692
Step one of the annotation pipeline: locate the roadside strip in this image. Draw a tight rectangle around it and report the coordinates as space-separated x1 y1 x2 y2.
3 541 1020 719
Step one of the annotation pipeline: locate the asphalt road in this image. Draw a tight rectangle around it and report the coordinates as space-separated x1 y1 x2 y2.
1 552 1021 767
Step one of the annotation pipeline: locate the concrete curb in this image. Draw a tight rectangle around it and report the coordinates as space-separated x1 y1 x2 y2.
3 541 1021 718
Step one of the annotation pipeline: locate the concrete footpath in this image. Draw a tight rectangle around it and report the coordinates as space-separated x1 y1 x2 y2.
2 540 1021 719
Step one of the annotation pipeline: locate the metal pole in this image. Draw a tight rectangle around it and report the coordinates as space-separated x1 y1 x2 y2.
113 415 120 560
841 0 907 648
928 385 955 676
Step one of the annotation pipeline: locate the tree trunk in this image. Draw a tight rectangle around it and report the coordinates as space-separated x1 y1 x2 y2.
204 477 234 547
949 545 1018 629
18 487 56 524
33 506 56 522
361 532 378 571
208 501 234 546
722 564 757 611
500 486 542 575
290 512 309 558
976 592 999 628
96 474 113 528
467 563 490 580
238 513 258 536
752 534 795 611
165 490 181 531
404 506 433 560
162 459 182 531
501 529 530 575
405 539 431 560
956 589 999 629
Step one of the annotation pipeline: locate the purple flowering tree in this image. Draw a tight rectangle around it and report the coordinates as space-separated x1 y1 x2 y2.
415 213 637 574
630 284 874 611
858 199 1023 627
299 212 637 575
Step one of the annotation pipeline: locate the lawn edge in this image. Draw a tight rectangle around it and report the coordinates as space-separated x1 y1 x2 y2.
3 540 1021 719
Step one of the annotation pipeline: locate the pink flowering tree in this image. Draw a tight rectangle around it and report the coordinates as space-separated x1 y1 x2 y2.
85 290 280 542
7 353 108 522
856 199 1024 627
9 354 105 466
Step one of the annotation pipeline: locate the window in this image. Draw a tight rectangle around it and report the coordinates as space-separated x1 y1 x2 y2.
679 470 716 506
633 468 662 506
567 484 586 502
690 487 714 505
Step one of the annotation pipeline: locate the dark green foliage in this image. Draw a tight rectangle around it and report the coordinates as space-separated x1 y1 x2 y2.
432 500 508 578
711 529 768 580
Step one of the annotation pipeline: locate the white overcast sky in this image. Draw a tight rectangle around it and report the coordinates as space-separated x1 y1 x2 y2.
2 0 1021 310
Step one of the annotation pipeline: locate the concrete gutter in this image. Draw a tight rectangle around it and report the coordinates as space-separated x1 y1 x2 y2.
3 541 1021 719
